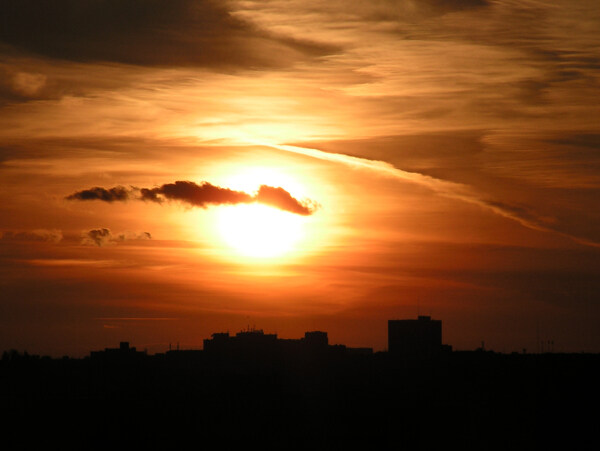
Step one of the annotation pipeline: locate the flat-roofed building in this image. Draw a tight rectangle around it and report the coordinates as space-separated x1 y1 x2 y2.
388 316 442 356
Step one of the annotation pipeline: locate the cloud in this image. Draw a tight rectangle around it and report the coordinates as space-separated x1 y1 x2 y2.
359 0 490 19
0 229 63 243
262 0 489 24
0 0 335 69
66 186 130 202
82 228 113 246
68 181 317 215
140 181 253 207
0 66 52 105
116 231 152 242
82 228 152 246
255 185 317 216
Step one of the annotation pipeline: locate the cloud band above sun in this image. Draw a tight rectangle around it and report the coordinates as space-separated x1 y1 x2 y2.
67 180 318 216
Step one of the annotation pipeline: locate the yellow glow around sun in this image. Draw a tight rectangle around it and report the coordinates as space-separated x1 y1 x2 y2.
194 164 324 261
209 166 309 259
217 204 305 258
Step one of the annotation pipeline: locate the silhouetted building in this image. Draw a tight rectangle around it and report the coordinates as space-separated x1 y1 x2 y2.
388 316 442 356
346 347 373 356
203 328 278 356
202 328 359 359
90 341 146 361
303 331 328 347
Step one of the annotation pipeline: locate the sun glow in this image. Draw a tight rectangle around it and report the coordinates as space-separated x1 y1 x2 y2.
217 203 305 258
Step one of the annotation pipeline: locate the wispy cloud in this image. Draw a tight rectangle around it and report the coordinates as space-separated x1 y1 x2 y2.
95 317 178 321
82 228 151 247
0 229 62 243
267 142 600 247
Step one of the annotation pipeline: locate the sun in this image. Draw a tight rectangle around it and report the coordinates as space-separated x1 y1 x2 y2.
206 165 315 260
217 203 305 258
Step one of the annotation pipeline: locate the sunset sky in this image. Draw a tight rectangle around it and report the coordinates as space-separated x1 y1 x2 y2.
1 0 599 356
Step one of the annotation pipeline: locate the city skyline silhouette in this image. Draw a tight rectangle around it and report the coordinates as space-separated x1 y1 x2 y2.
1 0 599 447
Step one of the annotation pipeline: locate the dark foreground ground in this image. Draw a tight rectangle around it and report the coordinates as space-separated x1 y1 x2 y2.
1 350 598 449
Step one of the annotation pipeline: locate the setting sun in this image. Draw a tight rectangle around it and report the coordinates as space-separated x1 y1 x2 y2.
217 203 305 258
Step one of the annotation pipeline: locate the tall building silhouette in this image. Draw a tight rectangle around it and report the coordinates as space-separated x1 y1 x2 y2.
388 316 442 356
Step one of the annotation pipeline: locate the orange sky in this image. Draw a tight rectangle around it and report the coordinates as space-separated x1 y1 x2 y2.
1 0 599 356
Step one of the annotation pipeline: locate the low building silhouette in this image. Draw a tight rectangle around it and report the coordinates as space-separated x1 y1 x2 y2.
346 347 373 356
202 328 370 357
90 341 146 362
203 328 278 355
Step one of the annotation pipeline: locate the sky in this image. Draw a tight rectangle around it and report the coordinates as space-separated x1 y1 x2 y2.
1 0 599 356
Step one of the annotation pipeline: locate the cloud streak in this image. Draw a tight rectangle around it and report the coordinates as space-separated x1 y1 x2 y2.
0 229 63 243
68 181 317 216
264 142 600 248
82 228 151 246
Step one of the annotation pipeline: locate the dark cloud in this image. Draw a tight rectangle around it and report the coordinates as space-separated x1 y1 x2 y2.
68 181 317 215
82 228 113 246
140 181 253 207
0 60 122 105
66 186 130 202
0 229 63 243
255 185 316 216
0 0 335 69
82 228 151 246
